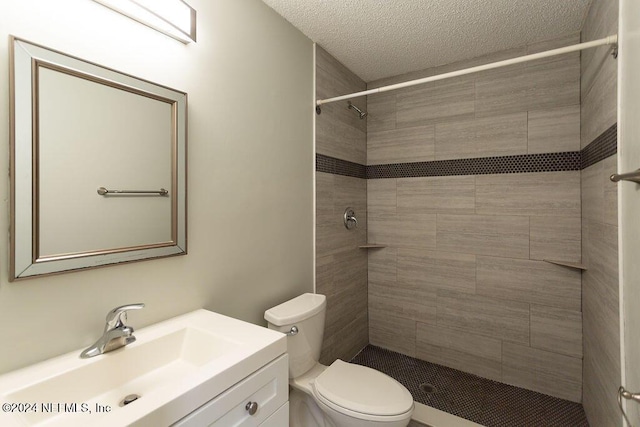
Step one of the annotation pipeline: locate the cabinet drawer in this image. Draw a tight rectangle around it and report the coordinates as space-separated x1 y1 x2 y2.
260 402 289 427
173 354 288 427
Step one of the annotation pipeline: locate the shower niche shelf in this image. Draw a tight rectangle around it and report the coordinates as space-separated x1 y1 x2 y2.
543 259 587 270
358 244 387 249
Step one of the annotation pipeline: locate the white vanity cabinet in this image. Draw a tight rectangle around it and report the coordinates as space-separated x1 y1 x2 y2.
173 354 289 427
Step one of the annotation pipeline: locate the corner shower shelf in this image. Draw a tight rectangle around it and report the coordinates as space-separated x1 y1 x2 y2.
543 260 587 271
358 244 387 249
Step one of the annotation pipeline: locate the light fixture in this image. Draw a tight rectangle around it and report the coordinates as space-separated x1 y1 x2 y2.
93 0 196 44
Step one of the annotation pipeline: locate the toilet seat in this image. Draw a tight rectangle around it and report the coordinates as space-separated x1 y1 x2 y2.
311 360 414 422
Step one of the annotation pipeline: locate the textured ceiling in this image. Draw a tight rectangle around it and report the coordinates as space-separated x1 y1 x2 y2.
260 0 592 82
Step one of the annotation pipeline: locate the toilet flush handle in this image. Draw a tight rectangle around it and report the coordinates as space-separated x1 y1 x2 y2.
287 326 299 336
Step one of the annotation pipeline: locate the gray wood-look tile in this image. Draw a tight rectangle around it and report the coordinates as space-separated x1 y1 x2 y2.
368 214 437 249
333 174 367 215
476 172 580 217
396 80 475 128
416 338 503 382
316 172 334 219
316 109 367 164
476 256 581 311
525 54 580 106
502 342 582 402
581 56 617 149
603 155 618 226
397 248 476 294
369 282 437 326
437 290 530 344
530 304 582 358
475 54 578 118
367 92 396 133
434 118 476 160
367 125 435 165
435 113 528 160
475 68 528 117
581 162 604 223
367 179 397 216
368 247 397 284
529 216 581 262
473 113 528 157
417 323 502 363
436 214 530 259
369 310 417 357
528 105 580 154
397 176 475 214
316 45 367 96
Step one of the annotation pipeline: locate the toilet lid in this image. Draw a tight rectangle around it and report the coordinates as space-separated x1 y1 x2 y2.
313 360 413 416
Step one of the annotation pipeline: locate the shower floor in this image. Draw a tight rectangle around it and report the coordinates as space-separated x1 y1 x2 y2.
350 345 589 427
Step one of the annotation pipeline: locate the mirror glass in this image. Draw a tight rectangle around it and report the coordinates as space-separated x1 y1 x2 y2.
10 38 187 280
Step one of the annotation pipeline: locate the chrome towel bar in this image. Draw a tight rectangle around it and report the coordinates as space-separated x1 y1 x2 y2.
610 170 640 184
97 187 169 196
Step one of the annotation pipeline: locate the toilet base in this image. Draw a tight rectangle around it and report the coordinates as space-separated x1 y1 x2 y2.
290 387 336 427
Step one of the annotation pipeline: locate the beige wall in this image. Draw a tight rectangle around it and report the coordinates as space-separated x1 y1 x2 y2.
315 46 369 364
580 0 621 424
0 0 314 374
366 34 584 402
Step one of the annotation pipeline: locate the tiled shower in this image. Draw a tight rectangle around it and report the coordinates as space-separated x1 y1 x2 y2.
315 0 620 424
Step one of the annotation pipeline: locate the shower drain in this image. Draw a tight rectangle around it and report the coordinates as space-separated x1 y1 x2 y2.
419 383 437 394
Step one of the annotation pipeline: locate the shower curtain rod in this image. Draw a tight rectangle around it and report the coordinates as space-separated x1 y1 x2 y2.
315 35 618 107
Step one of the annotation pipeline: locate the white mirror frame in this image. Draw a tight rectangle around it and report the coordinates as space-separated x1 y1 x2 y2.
9 37 188 280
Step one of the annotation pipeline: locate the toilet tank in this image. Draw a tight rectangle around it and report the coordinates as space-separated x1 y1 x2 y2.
264 293 326 378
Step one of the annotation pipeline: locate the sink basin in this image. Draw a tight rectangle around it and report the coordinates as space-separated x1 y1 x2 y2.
0 309 286 426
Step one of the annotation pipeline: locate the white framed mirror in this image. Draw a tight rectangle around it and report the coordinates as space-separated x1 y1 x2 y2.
10 37 187 280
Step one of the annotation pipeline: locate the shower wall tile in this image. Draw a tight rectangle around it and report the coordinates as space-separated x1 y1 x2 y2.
367 125 435 165
475 171 581 217
316 100 367 165
397 176 475 214
368 214 437 249
396 80 476 128
316 47 368 365
502 342 582 402
397 248 476 294
369 282 437 326
476 256 581 311
367 92 396 133
434 113 528 160
529 216 581 262
416 323 503 382
524 55 580 112
368 247 397 284
603 155 618 226
528 105 580 154
367 178 397 215
365 34 585 401
530 305 583 358
581 162 603 222
316 45 366 165
437 290 530 345
436 214 530 259
369 310 417 357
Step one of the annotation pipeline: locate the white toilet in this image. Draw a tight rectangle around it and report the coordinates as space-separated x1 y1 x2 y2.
265 293 414 427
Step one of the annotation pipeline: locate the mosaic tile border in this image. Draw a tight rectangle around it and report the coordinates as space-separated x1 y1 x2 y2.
581 123 617 169
351 345 589 427
366 152 580 179
316 124 617 179
316 153 366 179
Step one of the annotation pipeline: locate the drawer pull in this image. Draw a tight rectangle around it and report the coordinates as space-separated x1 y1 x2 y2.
245 401 258 415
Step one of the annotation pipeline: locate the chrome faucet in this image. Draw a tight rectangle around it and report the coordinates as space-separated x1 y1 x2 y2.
80 303 145 359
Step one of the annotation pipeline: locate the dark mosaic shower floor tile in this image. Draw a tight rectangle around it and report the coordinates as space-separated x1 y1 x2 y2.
350 345 590 427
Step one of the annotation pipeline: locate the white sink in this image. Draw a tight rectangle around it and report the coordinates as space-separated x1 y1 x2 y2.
0 309 286 426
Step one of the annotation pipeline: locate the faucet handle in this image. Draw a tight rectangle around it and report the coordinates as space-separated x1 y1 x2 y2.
105 303 145 330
